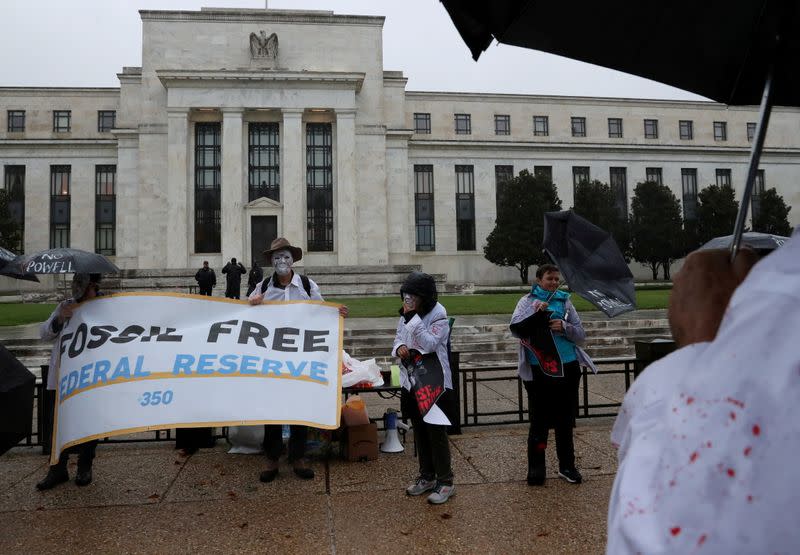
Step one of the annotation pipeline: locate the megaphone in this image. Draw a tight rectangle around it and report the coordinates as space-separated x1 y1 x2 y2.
380 409 407 453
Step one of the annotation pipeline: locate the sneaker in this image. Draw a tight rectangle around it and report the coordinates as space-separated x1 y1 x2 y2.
405 477 436 496
36 467 69 491
558 468 583 484
527 465 546 486
427 484 455 504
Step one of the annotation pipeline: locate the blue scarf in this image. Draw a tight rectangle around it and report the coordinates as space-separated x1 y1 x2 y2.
526 285 577 366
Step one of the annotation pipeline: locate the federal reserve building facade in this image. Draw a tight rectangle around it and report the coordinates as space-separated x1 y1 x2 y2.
2 7 799 286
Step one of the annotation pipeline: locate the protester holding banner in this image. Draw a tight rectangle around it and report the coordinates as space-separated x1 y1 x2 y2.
36 273 102 490
510 264 587 487
248 237 348 482
392 271 455 505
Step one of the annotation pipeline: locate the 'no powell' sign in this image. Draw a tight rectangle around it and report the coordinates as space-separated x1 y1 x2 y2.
51 293 343 463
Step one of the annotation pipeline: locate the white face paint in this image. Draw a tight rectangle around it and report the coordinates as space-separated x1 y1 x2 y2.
271 249 293 276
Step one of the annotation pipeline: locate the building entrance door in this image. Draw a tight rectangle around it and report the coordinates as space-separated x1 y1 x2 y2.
251 215 277 268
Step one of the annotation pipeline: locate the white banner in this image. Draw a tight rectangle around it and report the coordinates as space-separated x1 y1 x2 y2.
52 293 343 463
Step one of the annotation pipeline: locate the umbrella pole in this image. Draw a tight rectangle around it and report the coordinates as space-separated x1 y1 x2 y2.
729 64 776 262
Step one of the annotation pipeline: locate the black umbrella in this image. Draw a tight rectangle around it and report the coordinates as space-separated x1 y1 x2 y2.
543 210 635 318
440 0 799 259
700 232 788 252
3 247 119 275
0 246 39 282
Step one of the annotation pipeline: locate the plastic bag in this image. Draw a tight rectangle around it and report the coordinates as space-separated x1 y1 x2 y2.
226 425 264 454
341 351 383 388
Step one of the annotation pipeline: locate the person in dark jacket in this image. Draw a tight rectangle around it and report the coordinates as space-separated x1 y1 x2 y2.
194 260 216 296
246 263 264 297
222 257 247 299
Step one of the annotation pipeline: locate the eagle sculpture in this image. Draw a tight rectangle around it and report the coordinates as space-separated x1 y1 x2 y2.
249 31 278 60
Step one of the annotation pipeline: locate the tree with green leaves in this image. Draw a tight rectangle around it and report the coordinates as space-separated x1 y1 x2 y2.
572 179 631 257
484 169 562 283
630 181 684 280
752 187 793 236
0 190 22 252
695 183 739 246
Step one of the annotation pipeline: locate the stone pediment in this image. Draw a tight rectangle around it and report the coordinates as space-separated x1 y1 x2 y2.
156 69 365 92
245 196 282 209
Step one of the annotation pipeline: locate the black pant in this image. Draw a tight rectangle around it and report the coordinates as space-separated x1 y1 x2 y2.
523 361 580 471
198 286 212 296
402 389 453 485
53 440 98 471
263 424 307 463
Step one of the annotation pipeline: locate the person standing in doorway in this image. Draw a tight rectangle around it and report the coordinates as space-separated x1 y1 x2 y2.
246 262 263 297
222 257 246 299
194 260 216 296
248 237 348 483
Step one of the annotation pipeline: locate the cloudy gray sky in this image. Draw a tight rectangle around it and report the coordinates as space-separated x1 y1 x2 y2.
1 0 706 101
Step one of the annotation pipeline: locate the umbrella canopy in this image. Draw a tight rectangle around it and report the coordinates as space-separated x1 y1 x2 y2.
700 232 788 252
543 210 635 318
2 247 119 275
440 0 800 107
0 246 39 282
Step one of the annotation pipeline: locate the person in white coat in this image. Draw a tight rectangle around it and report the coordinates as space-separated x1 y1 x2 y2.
607 229 799 553
392 271 455 504
36 273 102 490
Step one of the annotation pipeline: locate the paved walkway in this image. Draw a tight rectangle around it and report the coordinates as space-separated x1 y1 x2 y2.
0 419 616 554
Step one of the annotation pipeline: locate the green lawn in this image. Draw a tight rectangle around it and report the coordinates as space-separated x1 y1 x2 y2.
0 289 670 326
0 303 57 327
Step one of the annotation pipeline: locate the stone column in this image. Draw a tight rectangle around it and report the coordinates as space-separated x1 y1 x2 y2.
335 109 358 265
114 131 139 267
281 109 305 247
166 108 190 268
221 108 245 262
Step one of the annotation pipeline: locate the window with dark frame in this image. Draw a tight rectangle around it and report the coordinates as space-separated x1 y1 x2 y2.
715 168 732 188
644 119 658 139
646 167 663 185
609 167 628 217
713 121 727 141
413 112 431 134
608 118 623 138
572 166 590 190
455 165 476 251
50 165 71 248
454 113 471 135
194 122 221 253
681 168 698 221
7 110 25 132
97 110 116 132
747 122 756 141
95 165 116 255
495 165 514 218
534 165 553 183
414 165 435 251
571 117 586 137
751 169 766 221
533 115 549 136
248 122 280 202
306 122 334 252
53 110 71 132
3 165 25 252
494 114 510 135
679 120 694 140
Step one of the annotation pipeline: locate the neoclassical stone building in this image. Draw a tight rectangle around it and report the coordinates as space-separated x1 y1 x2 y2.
2 7 799 285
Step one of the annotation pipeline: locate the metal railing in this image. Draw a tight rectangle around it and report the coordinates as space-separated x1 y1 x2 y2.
459 356 638 427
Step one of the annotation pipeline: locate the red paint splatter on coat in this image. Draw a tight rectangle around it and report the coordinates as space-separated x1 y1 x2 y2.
747 495 753 503
726 397 745 408
690 451 699 463
752 424 761 436
686 397 695 405
670 526 681 536
698 534 707 546
726 468 736 477
730 411 736 420
743 446 752 456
